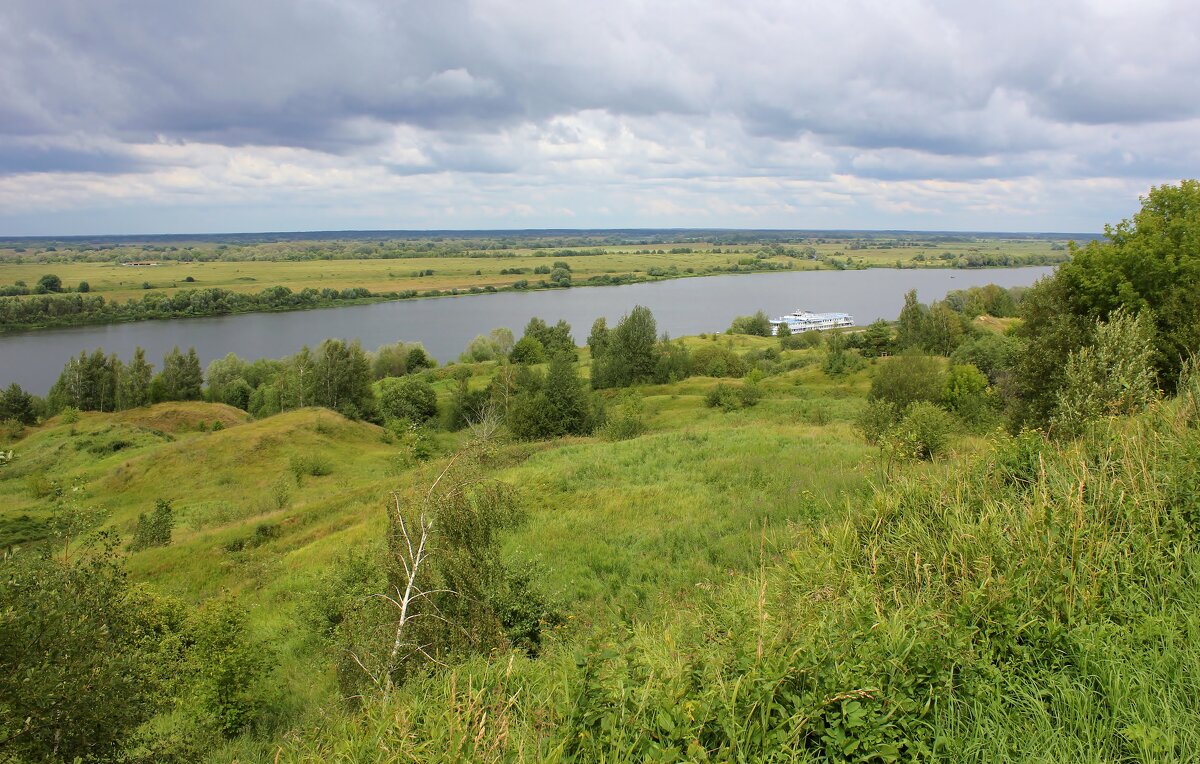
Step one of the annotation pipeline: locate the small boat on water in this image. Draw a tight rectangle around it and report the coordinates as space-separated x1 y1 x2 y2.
769 309 855 334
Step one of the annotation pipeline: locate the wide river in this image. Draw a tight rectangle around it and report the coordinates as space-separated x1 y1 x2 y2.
0 267 1052 394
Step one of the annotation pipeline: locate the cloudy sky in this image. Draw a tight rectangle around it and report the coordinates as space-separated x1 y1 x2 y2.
1 0 1197 235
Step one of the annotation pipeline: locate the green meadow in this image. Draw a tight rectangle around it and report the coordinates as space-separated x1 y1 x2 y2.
0 234 1069 305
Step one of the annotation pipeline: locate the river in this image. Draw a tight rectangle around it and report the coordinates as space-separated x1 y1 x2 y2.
0 267 1052 394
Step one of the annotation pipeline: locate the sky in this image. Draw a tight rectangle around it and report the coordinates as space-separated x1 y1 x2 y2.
1 0 1198 236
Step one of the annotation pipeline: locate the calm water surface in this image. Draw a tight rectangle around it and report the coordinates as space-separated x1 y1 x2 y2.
0 267 1052 394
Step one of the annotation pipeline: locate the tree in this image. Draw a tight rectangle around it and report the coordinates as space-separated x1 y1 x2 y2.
895 290 929 350
372 343 408 379
405 346 435 373
338 447 554 696
587 317 610 356
379 376 438 424
950 333 1016 385
1013 180 1200 426
868 353 944 410
508 353 597 440
310 339 375 420
155 346 203 402
943 364 991 425
460 328 514 363
1052 310 1159 437
47 348 121 412
0 383 37 425
121 347 154 409
522 317 574 357
77 281 90 293
859 319 894 358
205 353 253 409
0 537 186 762
595 305 659 388
445 368 491 431
187 597 273 737
129 498 175 551
728 311 773 336
509 336 546 365
36 273 62 293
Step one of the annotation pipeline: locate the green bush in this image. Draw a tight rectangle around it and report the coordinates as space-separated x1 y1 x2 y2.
691 344 747 378
379 376 438 424
895 401 953 459
289 453 333 479
868 353 943 409
129 499 174 551
856 399 900 445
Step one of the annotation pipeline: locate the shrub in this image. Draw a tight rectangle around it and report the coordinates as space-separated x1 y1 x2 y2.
599 394 647 441
691 344 748 378
700 381 748 410
727 310 773 336
857 399 900 445
942 363 991 425
129 499 174 551
379 376 438 424
1052 309 1159 437
289 453 333 480
868 353 943 409
509 336 546 365
895 401 953 459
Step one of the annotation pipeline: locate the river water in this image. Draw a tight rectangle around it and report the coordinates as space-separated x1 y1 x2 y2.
0 267 1052 394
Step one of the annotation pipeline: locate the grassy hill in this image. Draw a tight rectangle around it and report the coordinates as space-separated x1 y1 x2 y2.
5 335 1199 762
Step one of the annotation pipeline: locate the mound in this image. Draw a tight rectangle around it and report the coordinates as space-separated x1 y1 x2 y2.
110 401 251 433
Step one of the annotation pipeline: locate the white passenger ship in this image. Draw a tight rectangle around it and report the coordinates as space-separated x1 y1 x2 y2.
770 309 855 334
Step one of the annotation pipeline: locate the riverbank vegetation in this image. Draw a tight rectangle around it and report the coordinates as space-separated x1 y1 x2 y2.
1 184 1197 762
0 232 1072 331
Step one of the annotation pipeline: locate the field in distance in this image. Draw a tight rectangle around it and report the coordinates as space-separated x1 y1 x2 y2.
0 232 1073 303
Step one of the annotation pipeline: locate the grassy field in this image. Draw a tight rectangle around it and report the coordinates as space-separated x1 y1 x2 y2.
0 236 1069 304
10 328 1193 762
0 338 894 760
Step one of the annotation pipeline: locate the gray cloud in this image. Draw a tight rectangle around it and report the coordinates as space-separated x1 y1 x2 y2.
1 0 1198 232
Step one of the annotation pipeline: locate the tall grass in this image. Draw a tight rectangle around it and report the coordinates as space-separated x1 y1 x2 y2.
280 376 1200 762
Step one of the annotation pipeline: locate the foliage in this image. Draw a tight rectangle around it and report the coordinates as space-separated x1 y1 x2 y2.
186 596 274 737
509 335 547 365
0 537 187 762
598 393 647 441
823 332 866 377
508 354 598 440
0 383 38 425
727 310 774 336
129 498 175 551
307 339 376 420
592 305 659 388
379 376 438 424
155 346 204 403
704 381 761 411
857 319 894 357
460 328 514 363
289 453 333 480
868 353 944 410
942 363 992 425
1052 310 1160 437
690 343 747 378
893 401 953 459
950 332 1016 385
0 283 380 331
336 447 555 697
521 317 575 357
1013 180 1200 426
856 399 900 446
